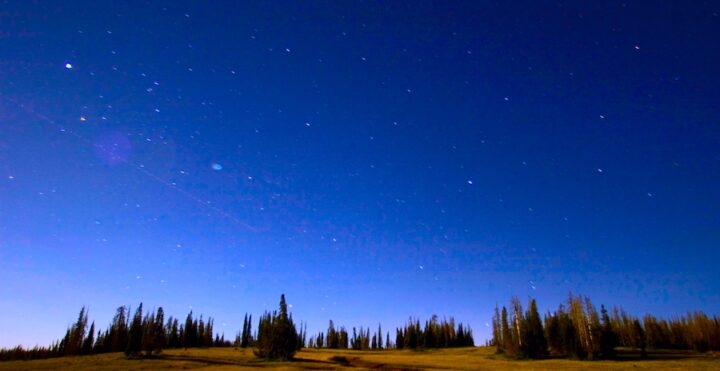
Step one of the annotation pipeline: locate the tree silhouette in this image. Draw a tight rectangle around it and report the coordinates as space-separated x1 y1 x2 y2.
521 299 547 358
4 293 720 363
125 303 143 357
600 305 618 359
254 294 299 360
81 321 95 355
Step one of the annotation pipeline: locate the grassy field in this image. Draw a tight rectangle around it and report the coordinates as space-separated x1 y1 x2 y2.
0 346 718 370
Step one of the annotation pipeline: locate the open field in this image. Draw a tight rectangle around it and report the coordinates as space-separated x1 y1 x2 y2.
0 347 718 370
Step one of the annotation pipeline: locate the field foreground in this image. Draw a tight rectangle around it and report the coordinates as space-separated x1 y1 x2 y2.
0 347 718 370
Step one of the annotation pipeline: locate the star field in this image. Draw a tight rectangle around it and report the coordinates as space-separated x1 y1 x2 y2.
1 1 719 347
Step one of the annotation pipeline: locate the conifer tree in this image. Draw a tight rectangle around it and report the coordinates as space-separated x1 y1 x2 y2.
560 307 581 358
599 305 618 359
183 312 194 348
110 306 129 352
240 314 249 348
521 299 548 358
351 327 358 350
150 307 166 354
81 322 95 355
316 331 324 348
62 306 88 356
395 328 404 350
545 312 560 356
339 327 349 349
457 323 466 347
254 294 299 360
327 320 338 349
198 316 206 347
493 305 503 353
140 309 155 354
501 306 514 354
205 317 214 347
126 303 143 357
298 321 307 350
378 324 383 349
93 329 105 353
167 317 180 348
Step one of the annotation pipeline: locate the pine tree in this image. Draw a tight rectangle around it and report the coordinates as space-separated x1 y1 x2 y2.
254 294 299 360
205 317 214 347
126 303 143 357
247 314 253 346
198 316 205 347
110 306 129 352
63 307 88 356
240 314 249 348
406 318 418 349
327 320 338 349
457 323 466 347
501 306 514 354
360 328 368 350
545 312 560 356
599 305 618 359
338 326 349 349
255 312 272 356
560 308 582 358
521 299 548 358
316 331 324 348
58 307 87 356
378 324 383 349
140 309 155 355
81 322 95 355
168 317 180 348
296 321 307 350
150 307 166 354
463 323 475 347
183 312 194 348
395 328 404 350
93 329 105 353
493 305 503 353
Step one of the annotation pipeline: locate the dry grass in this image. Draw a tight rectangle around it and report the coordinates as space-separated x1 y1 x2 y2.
0 346 718 370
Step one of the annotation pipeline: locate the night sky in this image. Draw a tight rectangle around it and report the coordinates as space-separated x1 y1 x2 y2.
1 1 719 348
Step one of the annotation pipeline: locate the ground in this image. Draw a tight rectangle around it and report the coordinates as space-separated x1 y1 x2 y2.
0 347 718 370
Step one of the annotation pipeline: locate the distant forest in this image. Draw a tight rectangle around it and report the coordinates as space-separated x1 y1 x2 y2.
0 294 473 361
1 293 718 362
491 294 720 359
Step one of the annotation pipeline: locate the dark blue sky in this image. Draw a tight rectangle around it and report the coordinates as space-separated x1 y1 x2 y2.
1 1 719 347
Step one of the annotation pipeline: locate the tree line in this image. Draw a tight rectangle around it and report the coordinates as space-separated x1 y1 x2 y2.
491 294 720 359
0 303 232 361
7 293 717 362
304 316 473 351
1 294 473 362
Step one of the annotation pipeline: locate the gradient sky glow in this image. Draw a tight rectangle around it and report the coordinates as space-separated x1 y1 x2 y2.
1 1 719 348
